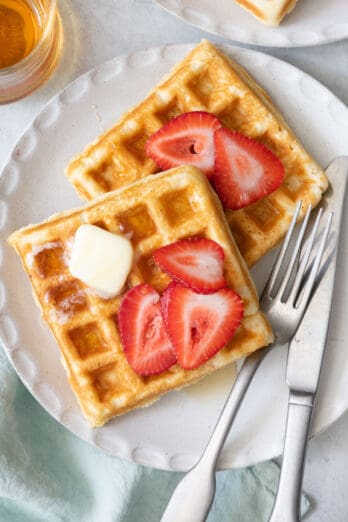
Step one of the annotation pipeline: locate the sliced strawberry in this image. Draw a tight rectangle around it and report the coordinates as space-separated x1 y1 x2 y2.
213 128 285 210
118 284 176 376
160 281 180 320
153 238 226 294
162 285 244 370
145 111 221 178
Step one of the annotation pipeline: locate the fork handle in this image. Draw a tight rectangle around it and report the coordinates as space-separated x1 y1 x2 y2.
161 347 271 522
202 347 271 462
269 392 314 522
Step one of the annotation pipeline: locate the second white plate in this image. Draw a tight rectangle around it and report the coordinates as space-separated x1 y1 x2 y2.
1 44 348 471
155 0 348 47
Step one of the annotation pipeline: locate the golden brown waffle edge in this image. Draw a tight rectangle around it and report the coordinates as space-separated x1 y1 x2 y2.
65 40 328 268
234 0 299 26
8 166 273 427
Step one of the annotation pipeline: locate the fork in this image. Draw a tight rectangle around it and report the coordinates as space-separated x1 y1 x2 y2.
161 201 333 522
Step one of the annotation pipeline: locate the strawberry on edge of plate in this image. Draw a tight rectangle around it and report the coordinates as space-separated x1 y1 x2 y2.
118 284 176 376
145 111 221 178
161 284 244 370
213 127 285 210
153 238 226 294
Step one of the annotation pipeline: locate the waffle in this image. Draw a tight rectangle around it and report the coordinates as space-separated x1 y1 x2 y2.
66 40 328 267
8 166 273 427
234 0 298 26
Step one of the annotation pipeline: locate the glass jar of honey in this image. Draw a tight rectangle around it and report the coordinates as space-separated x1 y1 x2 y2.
0 0 63 103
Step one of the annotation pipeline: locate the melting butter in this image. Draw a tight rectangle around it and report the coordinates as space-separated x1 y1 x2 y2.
69 224 133 298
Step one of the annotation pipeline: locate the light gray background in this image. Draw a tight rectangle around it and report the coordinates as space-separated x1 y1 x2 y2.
1 1 347 520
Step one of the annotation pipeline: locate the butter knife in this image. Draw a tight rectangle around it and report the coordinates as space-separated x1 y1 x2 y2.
269 156 348 522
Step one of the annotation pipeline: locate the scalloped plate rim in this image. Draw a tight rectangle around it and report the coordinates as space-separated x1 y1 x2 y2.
1 43 348 471
154 0 348 48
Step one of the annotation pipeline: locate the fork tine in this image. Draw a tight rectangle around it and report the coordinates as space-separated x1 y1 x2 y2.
262 200 302 298
276 203 312 302
295 211 333 310
288 207 323 304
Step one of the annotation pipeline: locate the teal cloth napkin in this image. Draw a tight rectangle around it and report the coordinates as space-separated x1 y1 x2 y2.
0 346 310 522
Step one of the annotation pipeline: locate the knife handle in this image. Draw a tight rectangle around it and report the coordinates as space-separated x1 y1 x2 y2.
269 392 314 522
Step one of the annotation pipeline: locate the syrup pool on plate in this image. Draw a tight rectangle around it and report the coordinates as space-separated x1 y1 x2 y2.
183 363 238 402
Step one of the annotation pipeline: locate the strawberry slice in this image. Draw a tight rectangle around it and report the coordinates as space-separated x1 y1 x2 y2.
159 281 180 320
162 285 244 370
213 128 285 210
153 238 226 294
145 111 221 178
118 284 176 376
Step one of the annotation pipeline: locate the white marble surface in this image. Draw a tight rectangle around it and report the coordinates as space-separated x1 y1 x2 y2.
0 0 347 520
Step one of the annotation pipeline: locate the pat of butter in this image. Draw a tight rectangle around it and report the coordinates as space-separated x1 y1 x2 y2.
69 225 133 298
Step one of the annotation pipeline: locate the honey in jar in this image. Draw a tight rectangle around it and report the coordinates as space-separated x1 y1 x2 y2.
0 0 42 69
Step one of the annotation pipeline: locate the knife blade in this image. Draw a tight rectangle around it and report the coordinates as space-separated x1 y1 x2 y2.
286 156 348 395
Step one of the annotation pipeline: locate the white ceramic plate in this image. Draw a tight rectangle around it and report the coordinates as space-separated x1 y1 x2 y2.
1 44 348 471
154 0 348 47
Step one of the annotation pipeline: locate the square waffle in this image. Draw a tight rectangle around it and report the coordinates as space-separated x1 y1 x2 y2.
234 0 298 26
9 166 273 427
66 40 328 267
